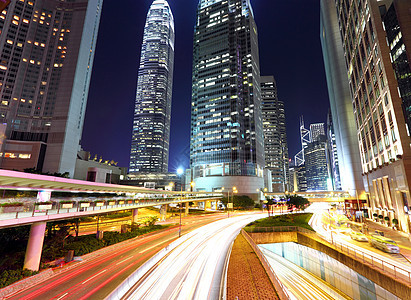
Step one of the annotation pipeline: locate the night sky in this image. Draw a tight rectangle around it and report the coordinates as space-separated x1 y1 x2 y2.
81 0 330 173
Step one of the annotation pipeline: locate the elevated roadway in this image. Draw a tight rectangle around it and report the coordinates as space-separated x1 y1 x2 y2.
0 170 222 272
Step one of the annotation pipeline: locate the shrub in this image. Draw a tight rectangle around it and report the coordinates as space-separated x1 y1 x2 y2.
372 213 378 218
0 202 23 207
392 218 399 225
60 200 73 204
378 215 384 219
384 216 389 221
0 268 38 288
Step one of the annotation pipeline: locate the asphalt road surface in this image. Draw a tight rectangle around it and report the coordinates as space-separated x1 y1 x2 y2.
5 213 228 300
120 214 263 300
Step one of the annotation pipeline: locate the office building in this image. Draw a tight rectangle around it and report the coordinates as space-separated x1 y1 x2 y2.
320 0 365 197
305 136 330 191
129 0 175 174
0 0 102 176
310 123 325 143
294 117 310 166
327 111 341 190
321 0 411 232
190 0 264 196
261 76 289 192
289 161 307 192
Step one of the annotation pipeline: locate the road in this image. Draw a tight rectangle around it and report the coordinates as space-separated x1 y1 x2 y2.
116 214 264 300
260 247 350 300
308 204 411 282
5 213 228 300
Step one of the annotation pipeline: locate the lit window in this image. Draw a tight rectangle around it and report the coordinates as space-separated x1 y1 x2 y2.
18 154 31 159
4 153 17 158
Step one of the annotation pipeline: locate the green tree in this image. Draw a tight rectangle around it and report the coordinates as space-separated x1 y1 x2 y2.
221 195 254 210
287 195 309 211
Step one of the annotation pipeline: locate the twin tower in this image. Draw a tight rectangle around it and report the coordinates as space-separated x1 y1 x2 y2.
130 0 267 195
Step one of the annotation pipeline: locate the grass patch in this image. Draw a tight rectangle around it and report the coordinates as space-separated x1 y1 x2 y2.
245 213 314 231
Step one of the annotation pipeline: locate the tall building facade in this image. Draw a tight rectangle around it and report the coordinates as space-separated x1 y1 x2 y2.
305 136 330 191
310 123 325 142
320 0 365 199
261 76 289 192
327 111 342 190
321 0 411 233
190 0 264 195
129 0 175 174
0 0 102 176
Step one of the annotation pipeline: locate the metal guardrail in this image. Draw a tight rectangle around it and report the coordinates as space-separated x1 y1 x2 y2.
245 226 411 285
241 229 291 300
326 235 411 284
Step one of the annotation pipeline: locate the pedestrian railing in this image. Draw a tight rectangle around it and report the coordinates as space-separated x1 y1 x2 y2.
245 226 411 284
241 229 291 300
0 197 222 227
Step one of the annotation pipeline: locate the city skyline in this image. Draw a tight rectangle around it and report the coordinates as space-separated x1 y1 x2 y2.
81 0 330 171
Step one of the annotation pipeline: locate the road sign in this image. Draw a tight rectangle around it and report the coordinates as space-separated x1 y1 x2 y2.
227 203 233 209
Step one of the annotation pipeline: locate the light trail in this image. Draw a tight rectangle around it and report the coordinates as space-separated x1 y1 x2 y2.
309 205 411 282
260 247 350 300
120 214 264 300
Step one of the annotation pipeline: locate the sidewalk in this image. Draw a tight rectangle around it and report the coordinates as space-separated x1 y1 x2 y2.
227 233 279 300
364 219 411 260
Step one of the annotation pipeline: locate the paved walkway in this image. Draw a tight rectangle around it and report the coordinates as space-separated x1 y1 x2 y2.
227 233 279 300
364 219 411 260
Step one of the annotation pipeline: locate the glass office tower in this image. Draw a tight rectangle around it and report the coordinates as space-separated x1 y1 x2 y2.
0 0 102 176
190 0 264 195
261 76 289 192
129 0 175 174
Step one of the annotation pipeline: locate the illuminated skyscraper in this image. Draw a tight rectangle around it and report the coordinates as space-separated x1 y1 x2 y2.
0 0 102 176
305 135 330 191
321 0 411 232
261 76 289 192
310 123 325 142
190 0 264 195
327 111 341 190
129 0 175 174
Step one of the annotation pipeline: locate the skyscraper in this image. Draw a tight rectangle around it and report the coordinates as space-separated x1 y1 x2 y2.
321 0 411 233
305 136 330 191
309 123 325 143
320 0 364 196
0 0 102 176
327 111 341 190
129 0 175 174
261 76 289 192
190 0 264 195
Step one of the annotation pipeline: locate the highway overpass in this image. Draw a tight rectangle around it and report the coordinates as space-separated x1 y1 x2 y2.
0 170 222 272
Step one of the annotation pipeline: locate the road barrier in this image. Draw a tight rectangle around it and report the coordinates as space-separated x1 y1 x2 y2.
245 226 411 285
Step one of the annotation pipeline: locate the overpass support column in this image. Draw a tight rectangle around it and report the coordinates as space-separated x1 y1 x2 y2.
132 208 139 223
205 201 211 210
24 222 47 271
185 202 189 216
160 205 168 221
